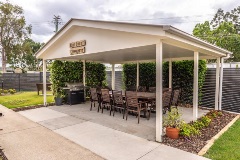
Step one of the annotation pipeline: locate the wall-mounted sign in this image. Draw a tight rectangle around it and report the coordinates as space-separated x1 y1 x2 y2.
70 40 86 55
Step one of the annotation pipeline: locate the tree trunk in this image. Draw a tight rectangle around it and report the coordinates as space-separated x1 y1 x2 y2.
1 48 6 73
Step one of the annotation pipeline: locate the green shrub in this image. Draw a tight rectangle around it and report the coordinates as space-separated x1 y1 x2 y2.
50 60 107 97
180 115 212 138
8 89 16 94
163 60 207 104
180 122 199 137
201 116 211 127
3 89 8 94
192 121 205 130
123 60 207 104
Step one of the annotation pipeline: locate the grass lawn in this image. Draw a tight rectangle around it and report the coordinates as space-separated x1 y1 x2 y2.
204 119 240 160
0 91 54 109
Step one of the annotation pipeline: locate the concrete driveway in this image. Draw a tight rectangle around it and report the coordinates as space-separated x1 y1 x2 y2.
17 103 210 160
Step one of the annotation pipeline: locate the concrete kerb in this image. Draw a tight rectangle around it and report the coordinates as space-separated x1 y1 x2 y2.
198 114 240 156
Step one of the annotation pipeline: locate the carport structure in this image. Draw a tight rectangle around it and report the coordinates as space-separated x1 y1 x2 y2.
36 19 232 142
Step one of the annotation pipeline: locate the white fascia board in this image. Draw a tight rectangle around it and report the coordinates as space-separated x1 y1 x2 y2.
163 33 227 57
36 21 75 59
165 27 232 55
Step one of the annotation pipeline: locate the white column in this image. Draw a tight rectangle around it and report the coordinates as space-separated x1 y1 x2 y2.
215 58 220 110
169 59 172 89
112 64 115 90
83 60 86 101
137 61 139 89
156 41 163 142
219 57 224 110
43 59 47 106
193 52 199 120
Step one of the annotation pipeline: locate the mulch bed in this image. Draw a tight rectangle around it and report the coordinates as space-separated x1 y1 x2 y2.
162 110 237 154
12 103 55 112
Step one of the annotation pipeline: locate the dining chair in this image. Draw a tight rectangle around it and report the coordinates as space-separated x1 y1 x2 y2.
163 90 172 114
148 89 172 119
126 86 136 91
99 89 112 114
171 89 180 109
112 90 125 118
125 91 147 124
148 87 156 92
137 86 147 92
89 88 99 111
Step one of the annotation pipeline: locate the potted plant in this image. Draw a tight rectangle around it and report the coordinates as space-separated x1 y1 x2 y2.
163 107 183 139
54 88 65 106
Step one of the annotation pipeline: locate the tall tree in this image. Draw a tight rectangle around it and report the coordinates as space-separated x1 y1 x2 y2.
193 6 240 62
0 1 31 72
8 39 43 72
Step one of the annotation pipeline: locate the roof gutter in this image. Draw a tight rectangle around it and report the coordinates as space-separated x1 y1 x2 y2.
163 26 233 57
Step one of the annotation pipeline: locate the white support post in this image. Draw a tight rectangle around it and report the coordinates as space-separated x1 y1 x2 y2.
169 59 172 89
137 61 139 89
193 52 199 121
43 59 47 106
219 57 224 110
112 64 115 90
156 41 163 142
215 58 220 110
83 60 86 101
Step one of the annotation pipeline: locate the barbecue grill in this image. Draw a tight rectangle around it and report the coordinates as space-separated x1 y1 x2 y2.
63 82 85 105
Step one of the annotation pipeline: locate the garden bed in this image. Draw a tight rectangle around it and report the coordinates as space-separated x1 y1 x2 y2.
162 110 237 154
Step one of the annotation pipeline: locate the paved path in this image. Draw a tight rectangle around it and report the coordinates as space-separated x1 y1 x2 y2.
18 106 210 160
0 105 103 160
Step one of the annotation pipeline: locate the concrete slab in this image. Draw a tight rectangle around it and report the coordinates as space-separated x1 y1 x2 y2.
55 121 160 160
39 116 86 130
0 126 103 160
0 105 39 135
139 144 210 160
0 105 103 160
19 107 67 122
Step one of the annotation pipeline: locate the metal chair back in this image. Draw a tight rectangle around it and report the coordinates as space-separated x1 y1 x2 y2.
137 86 146 92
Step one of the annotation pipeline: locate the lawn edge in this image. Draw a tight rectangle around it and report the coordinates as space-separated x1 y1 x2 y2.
11 103 55 112
198 114 240 156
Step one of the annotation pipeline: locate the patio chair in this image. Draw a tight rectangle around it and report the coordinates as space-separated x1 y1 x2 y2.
125 91 147 124
99 89 112 114
163 88 172 92
126 86 136 91
112 90 126 118
148 87 156 93
171 89 180 108
137 86 147 92
148 90 172 119
163 90 173 114
90 88 99 111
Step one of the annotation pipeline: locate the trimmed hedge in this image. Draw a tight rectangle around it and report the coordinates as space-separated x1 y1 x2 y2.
50 60 106 96
123 63 156 90
123 60 207 104
163 60 207 104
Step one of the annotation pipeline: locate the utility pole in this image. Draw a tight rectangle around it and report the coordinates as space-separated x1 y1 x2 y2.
52 15 62 33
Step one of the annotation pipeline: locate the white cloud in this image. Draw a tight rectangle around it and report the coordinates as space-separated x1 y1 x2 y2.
8 0 240 43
